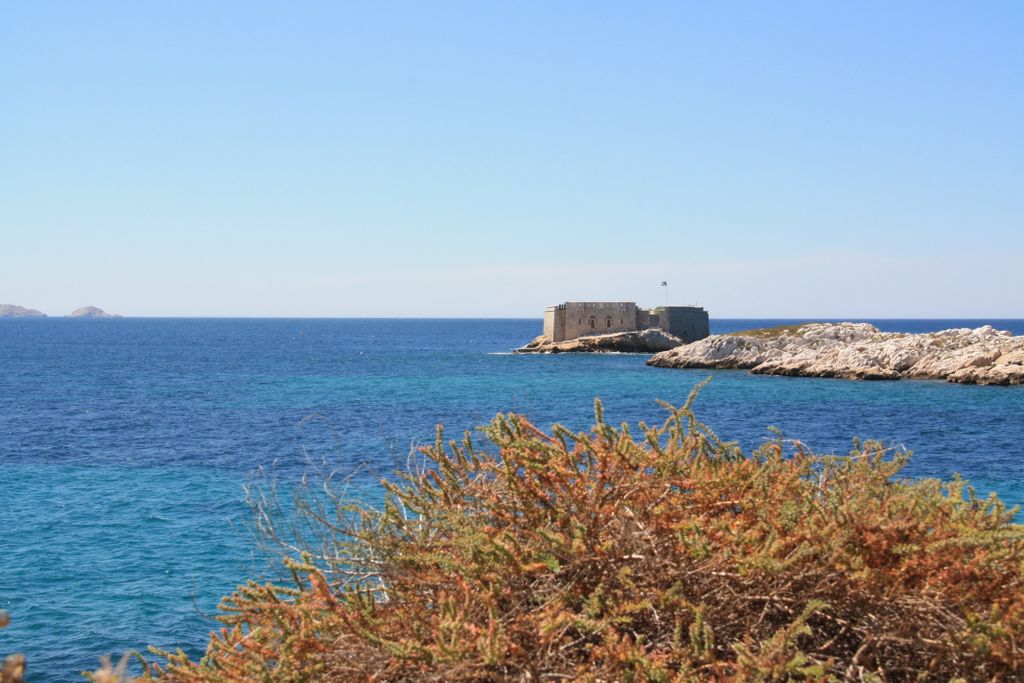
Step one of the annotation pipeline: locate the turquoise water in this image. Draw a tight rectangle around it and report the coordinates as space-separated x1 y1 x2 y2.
2 318 1023 680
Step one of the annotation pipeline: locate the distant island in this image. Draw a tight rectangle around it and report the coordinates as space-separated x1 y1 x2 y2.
0 304 124 318
0 304 46 318
68 306 120 318
648 322 1024 386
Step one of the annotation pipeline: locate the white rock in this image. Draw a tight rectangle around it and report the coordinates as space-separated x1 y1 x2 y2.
647 323 1024 385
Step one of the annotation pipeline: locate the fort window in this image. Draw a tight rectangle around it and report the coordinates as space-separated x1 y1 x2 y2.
589 316 596 329
606 316 612 328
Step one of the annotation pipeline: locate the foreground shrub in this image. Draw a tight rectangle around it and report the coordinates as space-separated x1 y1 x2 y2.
147 392 1024 681
1 613 26 683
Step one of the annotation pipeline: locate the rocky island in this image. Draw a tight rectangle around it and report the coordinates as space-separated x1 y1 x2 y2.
68 306 120 318
0 304 46 318
516 328 684 354
647 322 1024 385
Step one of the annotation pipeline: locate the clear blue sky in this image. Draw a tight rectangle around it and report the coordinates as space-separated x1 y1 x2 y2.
3 2 1022 317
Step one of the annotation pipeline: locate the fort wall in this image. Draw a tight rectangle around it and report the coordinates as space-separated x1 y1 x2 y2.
561 302 638 340
656 306 710 343
543 305 566 342
541 301 709 345
637 309 660 330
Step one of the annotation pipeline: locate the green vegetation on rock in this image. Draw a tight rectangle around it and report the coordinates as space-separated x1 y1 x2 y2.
731 323 813 338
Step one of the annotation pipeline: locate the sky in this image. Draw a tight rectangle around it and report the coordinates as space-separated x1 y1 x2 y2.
2 2 1022 317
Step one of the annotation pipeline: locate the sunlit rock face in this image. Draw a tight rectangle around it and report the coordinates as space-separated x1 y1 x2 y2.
516 328 685 354
647 323 1024 385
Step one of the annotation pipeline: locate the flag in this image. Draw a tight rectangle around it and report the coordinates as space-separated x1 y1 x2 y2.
661 281 667 286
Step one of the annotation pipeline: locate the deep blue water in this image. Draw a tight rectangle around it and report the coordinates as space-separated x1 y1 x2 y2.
1 317 1023 681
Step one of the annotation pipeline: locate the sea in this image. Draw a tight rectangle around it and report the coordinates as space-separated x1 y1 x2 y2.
1 317 1023 681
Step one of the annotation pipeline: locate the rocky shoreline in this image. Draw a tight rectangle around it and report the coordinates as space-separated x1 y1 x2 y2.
515 328 684 354
647 323 1024 385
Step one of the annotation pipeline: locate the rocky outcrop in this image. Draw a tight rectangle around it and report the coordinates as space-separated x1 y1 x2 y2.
516 328 685 354
0 304 46 318
647 323 1024 385
68 306 120 318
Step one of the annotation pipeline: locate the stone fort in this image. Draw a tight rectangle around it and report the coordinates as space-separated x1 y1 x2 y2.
543 302 710 343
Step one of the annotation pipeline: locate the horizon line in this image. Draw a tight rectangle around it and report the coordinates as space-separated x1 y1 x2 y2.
4 315 1024 321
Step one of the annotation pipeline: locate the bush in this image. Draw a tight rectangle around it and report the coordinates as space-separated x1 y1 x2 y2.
1 612 26 683
146 392 1024 681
